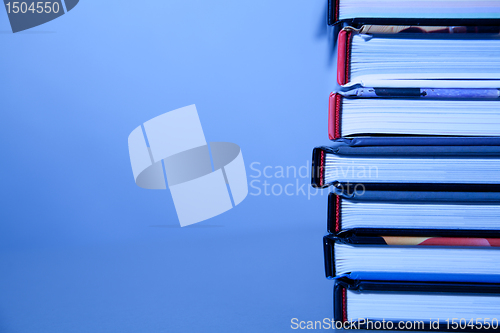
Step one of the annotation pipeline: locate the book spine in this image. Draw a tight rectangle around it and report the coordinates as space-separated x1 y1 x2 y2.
328 93 342 140
342 287 347 323
328 0 340 25
333 281 348 323
311 148 326 188
323 235 336 278
327 193 342 234
337 29 352 86
335 194 341 234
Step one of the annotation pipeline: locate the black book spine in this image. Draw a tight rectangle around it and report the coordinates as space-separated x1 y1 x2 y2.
323 235 336 279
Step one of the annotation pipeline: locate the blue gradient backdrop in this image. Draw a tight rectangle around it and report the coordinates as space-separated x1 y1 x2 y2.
0 1 337 332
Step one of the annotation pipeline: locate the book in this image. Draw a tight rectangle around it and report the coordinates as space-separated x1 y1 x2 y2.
336 29 500 88
326 193 500 235
358 25 500 34
311 143 500 189
341 88 500 98
324 233 500 282
333 277 500 331
328 92 500 139
328 0 500 26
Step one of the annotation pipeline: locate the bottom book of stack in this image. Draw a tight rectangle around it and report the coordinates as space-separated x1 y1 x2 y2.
334 278 500 331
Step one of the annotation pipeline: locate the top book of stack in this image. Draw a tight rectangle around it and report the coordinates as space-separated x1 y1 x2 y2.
328 0 500 27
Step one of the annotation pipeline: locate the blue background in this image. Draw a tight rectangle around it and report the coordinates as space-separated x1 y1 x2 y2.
0 1 337 331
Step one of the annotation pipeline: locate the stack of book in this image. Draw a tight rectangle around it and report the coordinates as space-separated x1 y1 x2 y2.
311 1 500 330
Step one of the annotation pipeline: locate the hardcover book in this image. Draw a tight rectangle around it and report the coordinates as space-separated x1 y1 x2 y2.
336 29 500 88
328 0 500 26
324 233 500 282
311 142 500 190
326 193 500 235
333 277 500 331
328 92 500 139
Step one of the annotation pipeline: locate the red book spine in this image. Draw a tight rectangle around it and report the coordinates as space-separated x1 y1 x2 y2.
328 93 342 140
342 287 348 323
337 29 352 86
334 0 339 23
319 150 325 187
335 195 341 233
